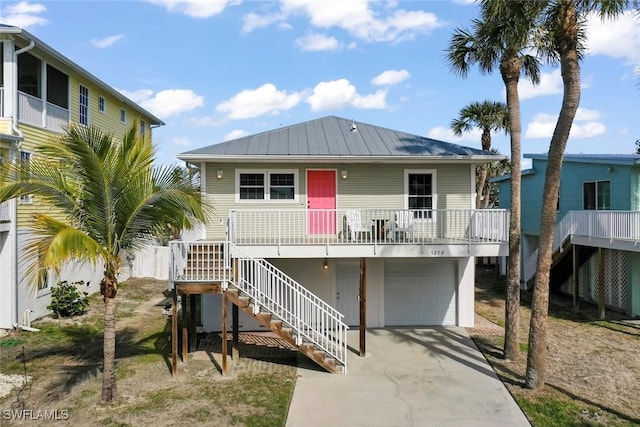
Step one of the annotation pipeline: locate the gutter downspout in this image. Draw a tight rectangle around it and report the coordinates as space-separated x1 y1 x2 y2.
10 39 34 328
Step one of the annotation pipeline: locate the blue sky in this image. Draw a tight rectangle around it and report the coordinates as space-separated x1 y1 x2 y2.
2 0 639 168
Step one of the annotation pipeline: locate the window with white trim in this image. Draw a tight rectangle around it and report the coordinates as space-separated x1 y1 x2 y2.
583 180 610 210
237 170 297 202
140 120 146 138
19 151 32 203
120 108 126 124
79 84 89 125
405 169 435 218
98 95 105 113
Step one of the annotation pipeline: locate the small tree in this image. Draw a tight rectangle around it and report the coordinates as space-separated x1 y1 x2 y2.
47 280 89 317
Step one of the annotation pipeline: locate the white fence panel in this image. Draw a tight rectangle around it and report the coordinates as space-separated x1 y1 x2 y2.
130 246 169 280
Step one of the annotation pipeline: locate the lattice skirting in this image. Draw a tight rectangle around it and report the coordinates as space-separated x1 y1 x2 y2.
560 248 629 312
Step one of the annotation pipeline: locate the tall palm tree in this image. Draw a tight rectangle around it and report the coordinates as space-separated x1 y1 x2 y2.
451 100 509 208
446 0 544 362
0 122 207 402
525 0 632 389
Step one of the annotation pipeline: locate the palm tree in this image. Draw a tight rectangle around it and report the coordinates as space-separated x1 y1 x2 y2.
483 148 512 208
524 0 632 390
446 0 543 362
0 122 207 402
451 100 509 208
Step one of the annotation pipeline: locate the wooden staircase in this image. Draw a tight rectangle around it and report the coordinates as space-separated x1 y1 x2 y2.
225 288 343 373
171 241 348 374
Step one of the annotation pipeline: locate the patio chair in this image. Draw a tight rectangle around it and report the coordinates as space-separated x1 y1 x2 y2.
345 210 373 242
390 210 414 241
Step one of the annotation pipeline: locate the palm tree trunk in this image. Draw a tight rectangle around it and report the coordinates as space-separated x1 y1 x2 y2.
477 165 489 208
503 64 522 362
526 2 581 389
101 272 118 402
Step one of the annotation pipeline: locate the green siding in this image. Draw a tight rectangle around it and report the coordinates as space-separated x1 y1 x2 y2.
203 162 473 239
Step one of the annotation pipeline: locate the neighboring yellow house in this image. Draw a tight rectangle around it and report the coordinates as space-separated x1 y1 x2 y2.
0 24 164 329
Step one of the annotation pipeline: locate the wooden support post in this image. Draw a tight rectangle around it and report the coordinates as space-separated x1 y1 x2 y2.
181 293 188 360
171 289 178 376
222 291 228 375
359 258 367 357
598 248 606 320
189 294 197 352
232 304 239 360
572 244 579 311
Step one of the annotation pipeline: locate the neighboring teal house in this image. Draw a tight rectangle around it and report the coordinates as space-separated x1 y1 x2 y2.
494 153 640 317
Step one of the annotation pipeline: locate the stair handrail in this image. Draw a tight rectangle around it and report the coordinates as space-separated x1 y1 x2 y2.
522 211 577 284
229 242 349 371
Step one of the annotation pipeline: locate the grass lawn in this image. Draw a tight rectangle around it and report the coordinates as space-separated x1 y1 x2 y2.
0 279 296 426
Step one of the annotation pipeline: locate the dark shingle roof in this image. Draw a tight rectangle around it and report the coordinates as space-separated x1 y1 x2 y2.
179 116 500 162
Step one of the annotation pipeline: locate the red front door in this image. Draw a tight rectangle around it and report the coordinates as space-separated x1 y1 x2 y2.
307 170 336 235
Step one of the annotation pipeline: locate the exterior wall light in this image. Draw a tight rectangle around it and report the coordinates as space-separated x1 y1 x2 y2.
323 258 329 270
217 170 224 179
341 170 348 180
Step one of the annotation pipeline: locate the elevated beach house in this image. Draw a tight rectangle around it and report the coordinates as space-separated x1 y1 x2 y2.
0 24 163 330
494 153 640 317
170 116 509 373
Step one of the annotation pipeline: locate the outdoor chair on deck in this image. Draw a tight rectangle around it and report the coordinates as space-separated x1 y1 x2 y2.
345 210 373 242
390 210 414 241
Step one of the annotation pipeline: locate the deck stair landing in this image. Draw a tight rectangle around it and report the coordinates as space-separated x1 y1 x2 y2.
171 241 348 374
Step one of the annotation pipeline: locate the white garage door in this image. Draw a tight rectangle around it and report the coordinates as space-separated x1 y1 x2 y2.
384 261 456 326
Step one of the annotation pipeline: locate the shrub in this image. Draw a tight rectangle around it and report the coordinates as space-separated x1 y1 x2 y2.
47 280 89 318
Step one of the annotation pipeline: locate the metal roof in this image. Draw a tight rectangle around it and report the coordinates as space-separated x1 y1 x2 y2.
179 116 502 163
525 153 640 166
0 24 164 126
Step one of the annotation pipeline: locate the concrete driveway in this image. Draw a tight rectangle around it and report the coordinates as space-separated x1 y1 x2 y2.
286 327 531 427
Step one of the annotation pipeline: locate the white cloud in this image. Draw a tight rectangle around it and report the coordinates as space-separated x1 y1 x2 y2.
173 137 192 146
247 0 443 44
242 12 283 33
146 0 239 18
90 34 125 49
518 70 563 100
525 111 606 139
295 33 340 51
585 10 640 64
371 69 410 86
224 129 249 140
2 1 47 28
427 126 481 143
215 83 302 119
306 78 387 111
119 88 204 118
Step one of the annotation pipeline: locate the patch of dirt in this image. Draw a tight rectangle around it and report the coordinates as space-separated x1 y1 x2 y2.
0 278 296 426
473 267 640 424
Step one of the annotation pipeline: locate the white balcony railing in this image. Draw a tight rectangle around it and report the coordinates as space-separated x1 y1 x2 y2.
228 208 509 246
17 91 69 131
0 87 4 117
0 201 10 222
523 210 640 283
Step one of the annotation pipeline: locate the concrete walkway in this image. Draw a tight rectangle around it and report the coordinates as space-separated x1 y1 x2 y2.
286 327 530 427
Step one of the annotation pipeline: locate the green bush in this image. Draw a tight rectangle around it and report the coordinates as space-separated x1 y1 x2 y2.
47 280 90 317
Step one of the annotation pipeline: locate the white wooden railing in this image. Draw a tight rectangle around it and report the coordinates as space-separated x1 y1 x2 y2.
229 208 509 246
0 87 4 117
523 210 640 283
169 240 349 371
0 201 10 222
17 91 69 131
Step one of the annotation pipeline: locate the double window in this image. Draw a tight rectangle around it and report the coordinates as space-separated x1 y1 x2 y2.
583 180 610 210
237 170 297 202
405 169 435 218
79 85 89 125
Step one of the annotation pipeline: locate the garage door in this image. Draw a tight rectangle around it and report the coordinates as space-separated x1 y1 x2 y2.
384 261 456 326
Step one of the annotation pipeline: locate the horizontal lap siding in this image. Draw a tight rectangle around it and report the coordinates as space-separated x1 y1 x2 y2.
204 162 473 240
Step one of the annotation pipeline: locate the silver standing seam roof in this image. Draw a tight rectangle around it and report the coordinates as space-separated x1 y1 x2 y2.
179 116 502 164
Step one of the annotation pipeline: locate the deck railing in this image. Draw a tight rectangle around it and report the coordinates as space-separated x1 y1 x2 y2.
0 87 4 117
18 91 69 131
169 240 348 371
228 208 509 246
523 210 640 283
0 201 10 222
